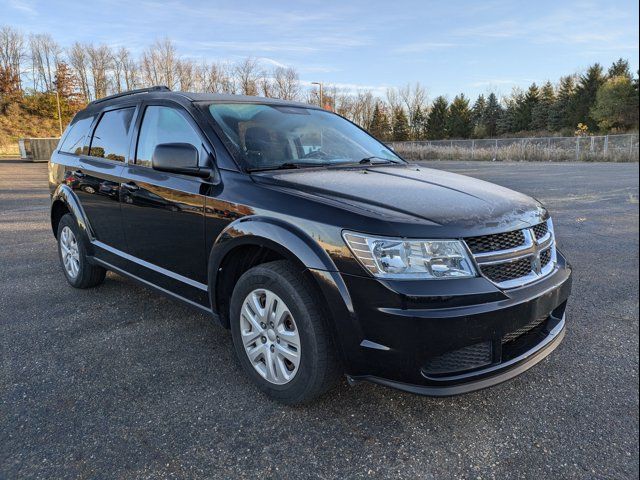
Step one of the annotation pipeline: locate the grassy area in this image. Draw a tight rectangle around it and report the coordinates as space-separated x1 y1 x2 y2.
0 103 63 157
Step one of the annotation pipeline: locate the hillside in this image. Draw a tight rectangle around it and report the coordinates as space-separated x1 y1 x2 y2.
0 104 66 157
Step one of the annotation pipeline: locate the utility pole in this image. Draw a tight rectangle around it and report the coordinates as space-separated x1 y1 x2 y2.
311 81 323 108
55 90 63 136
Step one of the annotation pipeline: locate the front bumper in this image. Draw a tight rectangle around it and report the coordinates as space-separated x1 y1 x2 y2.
311 251 572 396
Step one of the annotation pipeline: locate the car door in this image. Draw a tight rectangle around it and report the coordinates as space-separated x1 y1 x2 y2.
72 105 138 251
119 102 213 296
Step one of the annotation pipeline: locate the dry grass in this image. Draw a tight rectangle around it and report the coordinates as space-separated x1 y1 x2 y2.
0 104 62 157
392 139 639 163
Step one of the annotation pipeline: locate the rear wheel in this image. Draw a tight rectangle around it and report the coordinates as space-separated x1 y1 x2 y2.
57 214 106 289
230 260 340 404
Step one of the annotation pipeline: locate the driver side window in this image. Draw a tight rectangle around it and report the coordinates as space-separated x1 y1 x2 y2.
136 106 204 167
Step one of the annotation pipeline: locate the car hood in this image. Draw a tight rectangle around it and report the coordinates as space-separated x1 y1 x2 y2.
254 165 547 230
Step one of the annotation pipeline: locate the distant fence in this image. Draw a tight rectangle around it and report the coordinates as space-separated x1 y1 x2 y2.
19 138 60 162
389 134 639 162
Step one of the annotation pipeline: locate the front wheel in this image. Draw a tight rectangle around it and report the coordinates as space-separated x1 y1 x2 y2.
230 260 340 404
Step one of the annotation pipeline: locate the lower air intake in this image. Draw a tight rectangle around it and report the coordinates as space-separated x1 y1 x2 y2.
422 341 493 376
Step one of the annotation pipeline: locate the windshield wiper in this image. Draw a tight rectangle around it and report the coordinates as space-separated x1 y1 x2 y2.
247 162 324 172
359 156 399 164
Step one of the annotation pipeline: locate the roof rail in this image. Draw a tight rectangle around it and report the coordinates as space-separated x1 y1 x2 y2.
90 85 171 105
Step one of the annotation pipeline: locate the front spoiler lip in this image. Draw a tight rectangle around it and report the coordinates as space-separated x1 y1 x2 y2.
351 315 566 397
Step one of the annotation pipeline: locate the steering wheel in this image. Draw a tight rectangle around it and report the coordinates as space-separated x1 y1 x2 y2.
301 149 331 159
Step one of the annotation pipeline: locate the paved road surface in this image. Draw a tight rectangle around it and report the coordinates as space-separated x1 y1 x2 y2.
1 160 638 479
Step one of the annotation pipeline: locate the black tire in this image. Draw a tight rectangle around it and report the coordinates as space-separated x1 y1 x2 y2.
230 260 340 404
57 213 106 289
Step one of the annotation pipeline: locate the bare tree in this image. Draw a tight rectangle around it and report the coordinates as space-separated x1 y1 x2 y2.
351 91 377 127
68 42 91 101
272 66 300 100
234 57 259 96
29 33 62 91
0 26 25 91
176 59 196 91
399 82 427 135
88 44 112 99
258 69 274 98
200 62 234 93
140 38 178 89
112 47 138 93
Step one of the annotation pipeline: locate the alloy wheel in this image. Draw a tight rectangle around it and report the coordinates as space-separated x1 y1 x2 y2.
60 226 80 279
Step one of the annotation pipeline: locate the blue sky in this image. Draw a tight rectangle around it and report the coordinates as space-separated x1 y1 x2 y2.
2 0 639 99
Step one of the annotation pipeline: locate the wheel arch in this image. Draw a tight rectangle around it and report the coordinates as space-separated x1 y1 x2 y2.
208 216 341 329
50 184 94 241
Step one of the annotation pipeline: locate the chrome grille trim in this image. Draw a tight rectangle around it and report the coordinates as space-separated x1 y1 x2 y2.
465 219 557 289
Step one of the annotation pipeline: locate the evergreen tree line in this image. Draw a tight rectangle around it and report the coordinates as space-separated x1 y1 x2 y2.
1 25 638 139
370 59 639 141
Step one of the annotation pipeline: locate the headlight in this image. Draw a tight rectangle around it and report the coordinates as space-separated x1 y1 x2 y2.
343 232 477 279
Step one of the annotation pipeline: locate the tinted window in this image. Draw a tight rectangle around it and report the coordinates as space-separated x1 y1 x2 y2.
136 106 203 167
59 116 94 154
89 107 135 161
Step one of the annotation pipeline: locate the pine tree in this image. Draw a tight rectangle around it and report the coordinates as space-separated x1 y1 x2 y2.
425 96 448 139
392 107 410 141
531 81 555 131
447 94 472 138
411 105 427 140
514 84 539 132
368 102 391 141
573 63 605 131
484 93 502 137
471 94 487 137
608 58 631 79
549 75 576 132
498 97 518 135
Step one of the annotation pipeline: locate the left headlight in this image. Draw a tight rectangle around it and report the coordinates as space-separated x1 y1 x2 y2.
343 231 477 279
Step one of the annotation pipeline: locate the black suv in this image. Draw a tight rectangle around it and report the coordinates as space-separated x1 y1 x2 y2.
49 86 572 404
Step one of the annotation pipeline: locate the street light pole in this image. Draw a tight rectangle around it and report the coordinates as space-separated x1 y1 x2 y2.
54 90 63 136
311 81 323 108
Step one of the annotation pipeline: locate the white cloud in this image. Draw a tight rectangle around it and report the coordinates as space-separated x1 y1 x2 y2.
7 0 36 15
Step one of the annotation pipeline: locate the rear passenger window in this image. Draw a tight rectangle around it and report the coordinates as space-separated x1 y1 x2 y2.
89 107 135 161
136 106 203 167
59 116 94 155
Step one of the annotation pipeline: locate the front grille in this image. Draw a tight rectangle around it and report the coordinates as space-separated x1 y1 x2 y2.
540 248 551 267
423 341 492 376
465 229 525 254
532 222 548 240
481 257 532 283
464 220 556 289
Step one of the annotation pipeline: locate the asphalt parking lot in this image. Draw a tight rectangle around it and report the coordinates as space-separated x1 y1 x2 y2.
1 159 638 479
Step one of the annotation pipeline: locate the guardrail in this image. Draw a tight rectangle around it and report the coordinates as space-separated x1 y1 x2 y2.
389 134 639 162
19 138 60 162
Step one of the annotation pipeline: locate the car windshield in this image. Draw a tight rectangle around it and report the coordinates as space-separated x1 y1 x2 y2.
207 103 403 171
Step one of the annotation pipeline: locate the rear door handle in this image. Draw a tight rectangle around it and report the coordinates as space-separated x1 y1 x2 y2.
122 182 139 191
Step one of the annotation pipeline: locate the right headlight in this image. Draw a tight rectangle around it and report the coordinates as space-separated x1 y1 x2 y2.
343 231 477 280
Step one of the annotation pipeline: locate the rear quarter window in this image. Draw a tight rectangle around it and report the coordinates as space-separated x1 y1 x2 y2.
59 116 94 155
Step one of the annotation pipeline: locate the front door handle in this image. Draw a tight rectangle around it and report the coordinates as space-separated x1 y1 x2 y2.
122 182 139 191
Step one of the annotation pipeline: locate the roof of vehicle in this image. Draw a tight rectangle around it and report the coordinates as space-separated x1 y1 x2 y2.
84 86 321 113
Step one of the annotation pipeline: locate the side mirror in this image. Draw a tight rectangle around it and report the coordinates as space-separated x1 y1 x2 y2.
152 143 212 178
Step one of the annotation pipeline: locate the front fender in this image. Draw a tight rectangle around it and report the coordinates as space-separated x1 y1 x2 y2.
209 215 339 274
208 215 362 367
51 184 95 241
